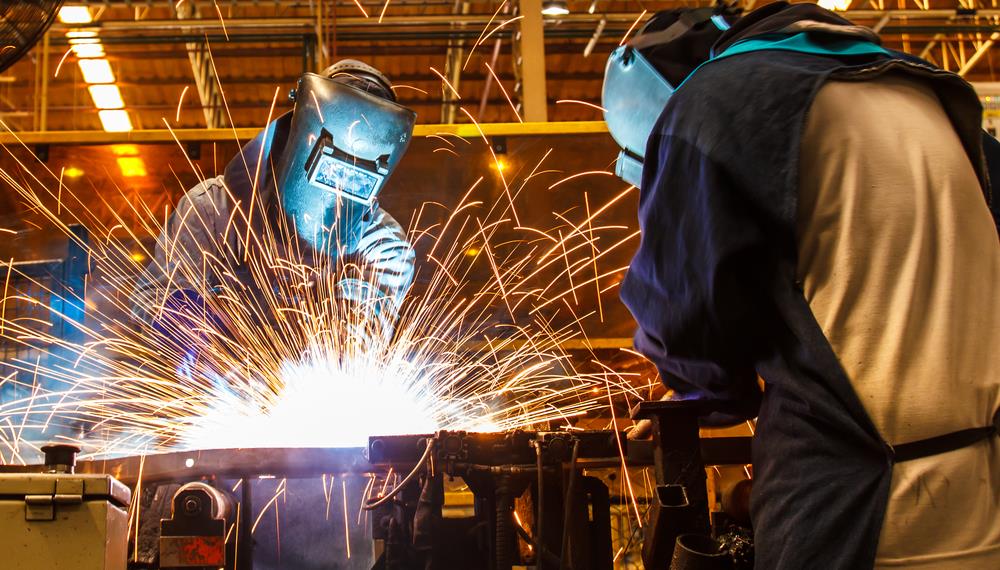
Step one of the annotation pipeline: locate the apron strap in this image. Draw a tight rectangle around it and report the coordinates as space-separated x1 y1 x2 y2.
890 408 999 462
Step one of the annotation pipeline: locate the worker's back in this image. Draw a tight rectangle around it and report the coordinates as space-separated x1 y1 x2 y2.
797 73 1000 567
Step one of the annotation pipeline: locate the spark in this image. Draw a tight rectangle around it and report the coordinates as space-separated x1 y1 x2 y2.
547 170 614 190
556 99 607 113
351 0 370 18
475 15 525 48
176 86 190 123
429 67 461 100
54 47 74 78
390 84 429 95
342 479 351 558
464 0 509 70
213 1 229 41
484 63 522 123
620 10 648 46
379 0 391 23
309 89 325 124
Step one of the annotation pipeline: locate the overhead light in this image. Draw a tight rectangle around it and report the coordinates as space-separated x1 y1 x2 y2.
116 157 147 177
542 0 570 16
111 144 139 156
58 6 93 24
817 0 852 10
71 42 105 58
66 30 98 39
78 58 115 84
88 85 124 109
63 167 85 178
99 109 133 132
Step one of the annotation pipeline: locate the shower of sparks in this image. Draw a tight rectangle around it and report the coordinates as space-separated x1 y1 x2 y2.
0 120 647 462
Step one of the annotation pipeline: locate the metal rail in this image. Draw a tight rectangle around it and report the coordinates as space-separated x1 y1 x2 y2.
0 121 609 145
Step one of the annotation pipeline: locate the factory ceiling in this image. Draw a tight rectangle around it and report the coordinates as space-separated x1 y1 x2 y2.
2 0 1000 134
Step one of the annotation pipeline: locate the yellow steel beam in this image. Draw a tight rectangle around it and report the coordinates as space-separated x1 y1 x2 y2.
0 121 608 146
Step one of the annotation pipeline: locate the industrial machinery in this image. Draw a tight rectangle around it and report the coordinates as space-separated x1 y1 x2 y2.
0 444 131 570
1 403 753 569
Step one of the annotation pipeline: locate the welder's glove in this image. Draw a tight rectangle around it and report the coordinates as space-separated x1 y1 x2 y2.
336 277 397 349
152 289 227 365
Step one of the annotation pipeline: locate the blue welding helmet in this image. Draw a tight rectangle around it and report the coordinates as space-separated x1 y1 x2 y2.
602 7 738 186
276 61 416 255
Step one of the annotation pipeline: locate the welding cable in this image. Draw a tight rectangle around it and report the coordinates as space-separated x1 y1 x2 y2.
363 438 435 510
559 438 581 570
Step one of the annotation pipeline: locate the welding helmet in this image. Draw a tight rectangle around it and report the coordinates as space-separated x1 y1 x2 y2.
602 6 739 186
275 60 416 255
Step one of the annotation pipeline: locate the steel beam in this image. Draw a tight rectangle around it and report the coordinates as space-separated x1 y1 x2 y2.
175 1 224 129
515 0 548 122
0 121 608 145
442 1 471 123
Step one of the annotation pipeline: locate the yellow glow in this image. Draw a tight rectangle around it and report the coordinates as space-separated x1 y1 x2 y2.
99 110 133 133
58 6 93 24
111 144 139 156
88 85 124 109
492 158 508 172
465 247 480 257
63 167 84 178
71 42 105 59
117 156 147 177
130 252 147 263
78 58 115 84
66 30 98 39
817 0 851 10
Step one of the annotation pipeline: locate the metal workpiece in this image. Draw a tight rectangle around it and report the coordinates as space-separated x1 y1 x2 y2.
74 446 373 485
630 400 741 570
367 429 626 468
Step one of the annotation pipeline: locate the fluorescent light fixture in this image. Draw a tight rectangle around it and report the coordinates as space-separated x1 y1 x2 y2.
88 85 124 109
78 58 115 84
58 6 93 24
541 0 570 16
111 144 139 156
99 109 133 132
66 30 98 39
817 0 852 10
117 157 147 177
71 42 105 58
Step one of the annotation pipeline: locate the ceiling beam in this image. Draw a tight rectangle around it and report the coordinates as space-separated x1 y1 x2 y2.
0 121 608 145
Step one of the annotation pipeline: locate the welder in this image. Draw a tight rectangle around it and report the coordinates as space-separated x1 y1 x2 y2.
605 2 1000 568
131 60 416 342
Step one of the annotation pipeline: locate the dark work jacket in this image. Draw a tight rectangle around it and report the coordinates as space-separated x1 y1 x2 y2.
619 3 998 569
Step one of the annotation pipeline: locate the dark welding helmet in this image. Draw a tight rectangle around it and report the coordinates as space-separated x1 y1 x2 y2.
276 60 416 255
602 7 738 186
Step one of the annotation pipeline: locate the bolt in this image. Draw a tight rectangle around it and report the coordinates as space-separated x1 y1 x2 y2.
183 496 202 516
